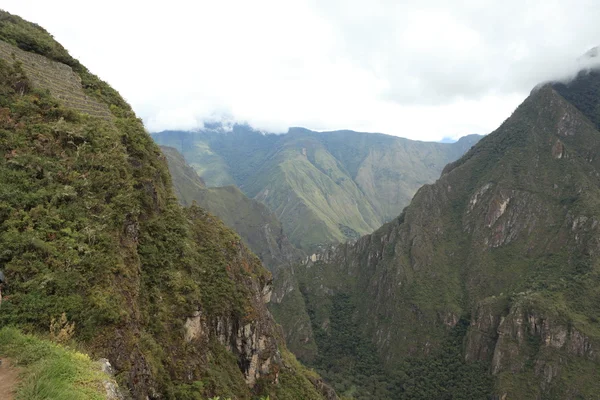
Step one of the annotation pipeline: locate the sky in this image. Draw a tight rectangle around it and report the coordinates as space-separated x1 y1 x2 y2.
2 0 600 141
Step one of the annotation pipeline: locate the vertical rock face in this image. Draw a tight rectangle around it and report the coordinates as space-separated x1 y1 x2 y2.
207 270 279 387
270 266 319 362
275 78 600 398
466 294 598 399
184 299 281 387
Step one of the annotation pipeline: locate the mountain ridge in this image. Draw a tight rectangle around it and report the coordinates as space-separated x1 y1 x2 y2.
152 127 482 251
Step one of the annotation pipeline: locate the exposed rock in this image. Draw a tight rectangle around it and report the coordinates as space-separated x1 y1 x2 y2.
466 294 597 395
99 358 126 400
308 376 339 400
274 83 600 399
485 193 510 228
184 310 206 343
469 183 493 211
552 139 565 159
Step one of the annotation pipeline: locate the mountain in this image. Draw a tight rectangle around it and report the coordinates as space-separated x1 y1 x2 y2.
161 145 301 270
151 127 482 251
272 69 600 399
0 10 333 400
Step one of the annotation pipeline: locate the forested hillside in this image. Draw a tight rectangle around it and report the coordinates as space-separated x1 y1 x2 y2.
273 71 600 399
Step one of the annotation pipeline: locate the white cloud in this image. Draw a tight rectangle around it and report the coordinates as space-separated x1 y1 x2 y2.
2 0 600 141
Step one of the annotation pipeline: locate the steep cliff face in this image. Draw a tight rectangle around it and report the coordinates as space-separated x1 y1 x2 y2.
161 146 301 271
276 76 600 398
0 10 332 400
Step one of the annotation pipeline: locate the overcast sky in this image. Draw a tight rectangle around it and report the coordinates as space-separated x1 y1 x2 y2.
3 1 600 141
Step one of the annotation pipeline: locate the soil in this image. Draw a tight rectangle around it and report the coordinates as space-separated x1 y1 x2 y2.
0 359 20 400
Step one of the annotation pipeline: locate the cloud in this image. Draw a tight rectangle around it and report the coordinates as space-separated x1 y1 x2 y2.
2 0 600 141
311 0 600 103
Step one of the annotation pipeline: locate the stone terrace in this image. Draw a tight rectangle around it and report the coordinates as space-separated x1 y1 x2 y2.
0 40 111 119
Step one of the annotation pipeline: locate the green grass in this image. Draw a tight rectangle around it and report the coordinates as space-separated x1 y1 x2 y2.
0 327 108 400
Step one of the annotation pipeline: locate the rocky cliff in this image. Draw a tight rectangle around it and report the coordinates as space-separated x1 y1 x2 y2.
275 73 600 398
0 10 332 400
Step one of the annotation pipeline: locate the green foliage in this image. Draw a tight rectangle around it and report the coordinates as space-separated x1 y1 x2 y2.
269 267 318 361
399 320 493 400
275 80 600 399
0 60 132 337
161 146 300 271
309 293 390 399
0 326 108 399
302 293 493 400
270 349 325 400
0 10 135 118
553 70 600 131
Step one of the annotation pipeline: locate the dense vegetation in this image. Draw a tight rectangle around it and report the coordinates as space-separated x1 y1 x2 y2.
152 127 481 251
302 293 492 400
553 69 600 130
0 10 329 400
161 146 300 271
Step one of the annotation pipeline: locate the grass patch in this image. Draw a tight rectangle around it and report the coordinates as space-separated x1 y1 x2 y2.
0 326 107 400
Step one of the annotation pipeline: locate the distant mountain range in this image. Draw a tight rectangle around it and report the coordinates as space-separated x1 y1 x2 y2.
152 127 482 251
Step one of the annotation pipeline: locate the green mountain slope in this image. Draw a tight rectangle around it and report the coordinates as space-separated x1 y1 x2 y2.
151 128 481 251
161 145 301 270
274 72 600 399
0 10 333 400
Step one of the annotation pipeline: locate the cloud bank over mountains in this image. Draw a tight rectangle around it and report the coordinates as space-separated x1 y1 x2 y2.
3 0 600 140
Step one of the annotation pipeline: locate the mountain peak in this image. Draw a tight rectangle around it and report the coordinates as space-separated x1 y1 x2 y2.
580 45 600 60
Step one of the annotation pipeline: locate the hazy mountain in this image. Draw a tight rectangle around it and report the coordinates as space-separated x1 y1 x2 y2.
152 127 482 251
0 10 333 399
161 145 301 270
272 69 600 399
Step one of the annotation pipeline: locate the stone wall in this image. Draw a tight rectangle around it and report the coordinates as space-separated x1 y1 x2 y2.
0 40 111 119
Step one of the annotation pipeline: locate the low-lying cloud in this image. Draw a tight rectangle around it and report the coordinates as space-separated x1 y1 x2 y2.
3 0 600 140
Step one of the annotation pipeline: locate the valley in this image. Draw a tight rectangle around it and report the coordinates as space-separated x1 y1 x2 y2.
1 5 600 400
271 74 600 398
152 127 481 252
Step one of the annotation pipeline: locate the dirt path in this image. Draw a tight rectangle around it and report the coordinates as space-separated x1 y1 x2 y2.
0 359 20 400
